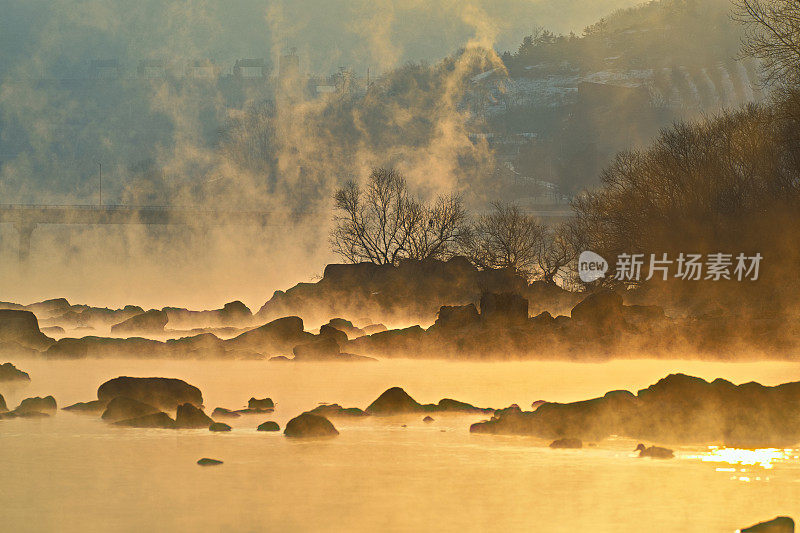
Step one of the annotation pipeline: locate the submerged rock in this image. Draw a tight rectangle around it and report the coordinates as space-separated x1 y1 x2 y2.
212 407 241 418
549 438 583 449
209 422 232 432
175 403 214 429
63 400 107 414
366 387 423 414
0 362 31 382
197 458 223 466
97 376 203 411
114 412 176 429
257 421 280 431
740 516 795 533
307 404 367 417
284 413 339 438
423 416 434 423
101 397 160 422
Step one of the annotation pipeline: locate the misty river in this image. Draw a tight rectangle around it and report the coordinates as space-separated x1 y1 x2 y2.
2 358 799 532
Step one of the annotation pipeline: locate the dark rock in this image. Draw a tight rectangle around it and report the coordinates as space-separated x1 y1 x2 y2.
0 362 30 382
101 397 160 422
197 458 223 466
436 398 493 413
220 301 252 324
307 404 368 417
226 316 311 354
423 416 434 423
433 304 480 329
0 392 6 412
284 412 339 438
570 290 624 327
114 412 176 429
257 421 280 431
175 403 214 428
479 292 528 325
209 422 232 432
110 309 168 335
63 399 107 414
325 318 366 338
212 407 241 418
14 395 57 415
549 438 583 449
741 516 795 533
248 397 274 411
292 336 341 360
26 298 70 318
366 387 423 414
362 324 387 335
0 310 55 350
97 376 203 411
319 324 348 346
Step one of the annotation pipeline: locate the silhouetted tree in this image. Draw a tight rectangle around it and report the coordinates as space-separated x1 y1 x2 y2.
735 0 800 89
330 168 468 265
464 201 546 278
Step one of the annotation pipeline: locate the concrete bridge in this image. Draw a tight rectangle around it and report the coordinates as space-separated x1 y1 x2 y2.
0 204 288 261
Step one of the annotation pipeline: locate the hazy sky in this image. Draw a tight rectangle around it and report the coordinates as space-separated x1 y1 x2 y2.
0 0 644 78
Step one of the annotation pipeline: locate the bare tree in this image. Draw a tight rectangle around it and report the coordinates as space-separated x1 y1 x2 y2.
330 168 467 265
466 201 546 278
535 221 583 285
734 0 800 88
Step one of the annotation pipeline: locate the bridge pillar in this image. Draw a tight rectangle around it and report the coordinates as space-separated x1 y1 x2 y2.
15 222 37 262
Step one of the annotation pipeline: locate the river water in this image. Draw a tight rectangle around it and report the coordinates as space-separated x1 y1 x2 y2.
2 358 800 532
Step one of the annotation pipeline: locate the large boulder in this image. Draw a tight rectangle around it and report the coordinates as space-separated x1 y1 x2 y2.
257 421 280 431
226 316 311 354
570 290 625 328
110 309 168 335
14 395 57 416
284 412 339 438
479 292 528 325
0 362 30 382
26 298 71 318
366 387 423 414
0 310 54 350
97 377 203 411
101 397 160 422
175 403 214 428
114 412 176 429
